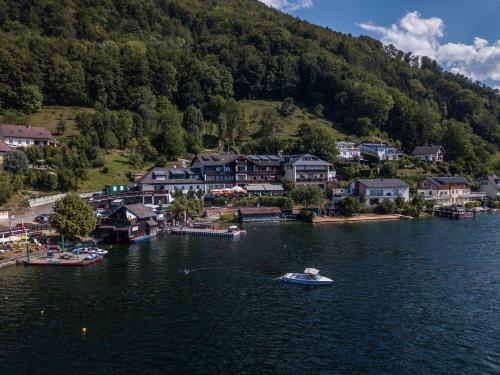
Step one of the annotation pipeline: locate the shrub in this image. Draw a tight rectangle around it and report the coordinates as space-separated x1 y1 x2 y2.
377 199 397 214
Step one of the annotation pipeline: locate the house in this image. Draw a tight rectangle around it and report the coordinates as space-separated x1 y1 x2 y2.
191 154 238 191
336 141 361 160
135 168 205 195
412 145 445 162
0 124 56 148
245 183 284 196
97 203 158 242
358 142 403 161
234 155 282 185
348 178 410 207
416 177 485 206
474 175 500 200
239 207 282 223
282 154 335 190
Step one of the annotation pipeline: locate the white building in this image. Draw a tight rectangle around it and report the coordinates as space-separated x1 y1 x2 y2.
416 177 485 206
412 145 445 162
475 175 500 200
135 168 205 194
348 178 410 207
282 154 335 190
0 124 56 148
358 142 403 161
336 141 361 160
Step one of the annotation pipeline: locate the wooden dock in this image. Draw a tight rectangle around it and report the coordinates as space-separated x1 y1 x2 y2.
167 227 246 238
312 214 404 224
433 209 474 219
22 254 104 267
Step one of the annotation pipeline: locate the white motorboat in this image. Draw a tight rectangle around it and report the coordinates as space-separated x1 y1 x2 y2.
280 268 333 286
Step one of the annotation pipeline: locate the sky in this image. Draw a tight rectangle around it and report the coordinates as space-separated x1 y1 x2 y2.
258 0 500 90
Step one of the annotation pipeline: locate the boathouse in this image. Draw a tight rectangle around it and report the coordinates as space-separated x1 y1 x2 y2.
97 203 158 242
239 207 282 223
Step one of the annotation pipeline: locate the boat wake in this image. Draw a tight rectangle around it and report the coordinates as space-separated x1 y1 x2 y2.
181 268 255 275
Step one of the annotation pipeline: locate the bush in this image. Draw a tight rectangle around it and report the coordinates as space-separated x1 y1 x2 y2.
336 196 361 215
377 199 397 214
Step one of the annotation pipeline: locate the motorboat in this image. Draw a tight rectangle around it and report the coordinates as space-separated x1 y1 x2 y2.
72 247 108 256
280 268 333 286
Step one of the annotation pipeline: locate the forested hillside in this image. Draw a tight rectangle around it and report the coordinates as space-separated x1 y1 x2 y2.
0 0 499 176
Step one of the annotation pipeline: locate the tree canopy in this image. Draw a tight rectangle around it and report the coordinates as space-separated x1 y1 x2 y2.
50 193 96 238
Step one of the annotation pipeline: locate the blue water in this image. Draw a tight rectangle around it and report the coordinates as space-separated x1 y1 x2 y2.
0 215 499 374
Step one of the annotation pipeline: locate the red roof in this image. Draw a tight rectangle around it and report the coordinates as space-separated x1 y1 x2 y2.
0 124 52 140
239 207 282 215
0 139 10 153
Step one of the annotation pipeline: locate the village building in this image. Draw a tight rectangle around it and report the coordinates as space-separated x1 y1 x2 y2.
191 154 238 191
412 145 445 162
348 178 410 207
245 183 284 196
135 168 205 194
358 142 403 161
474 175 500 200
0 124 56 148
97 203 159 242
336 141 361 160
416 177 485 206
234 155 282 185
239 207 282 223
282 154 335 190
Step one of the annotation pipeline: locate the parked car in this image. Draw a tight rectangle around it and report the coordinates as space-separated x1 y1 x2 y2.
95 209 111 218
34 214 50 223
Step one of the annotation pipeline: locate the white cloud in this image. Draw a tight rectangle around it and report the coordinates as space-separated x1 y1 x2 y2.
359 11 500 88
258 0 313 12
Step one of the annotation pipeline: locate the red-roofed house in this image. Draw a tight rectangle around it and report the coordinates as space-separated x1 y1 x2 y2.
0 124 56 148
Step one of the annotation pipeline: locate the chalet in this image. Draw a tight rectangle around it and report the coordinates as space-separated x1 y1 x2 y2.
412 145 445 162
234 155 282 185
336 141 361 160
0 124 56 148
416 177 484 206
282 154 335 190
474 175 500 200
191 154 238 191
348 178 410 207
239 207 282 223
358 142 403 161
97 203 158 242
135 168 205 194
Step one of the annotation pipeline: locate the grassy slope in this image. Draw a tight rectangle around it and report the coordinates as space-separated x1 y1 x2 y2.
28 106 94 137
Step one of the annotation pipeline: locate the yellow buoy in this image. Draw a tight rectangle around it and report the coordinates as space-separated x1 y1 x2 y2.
81 327 87 335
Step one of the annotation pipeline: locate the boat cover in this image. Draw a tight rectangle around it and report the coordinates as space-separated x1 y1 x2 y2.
304 268 320 275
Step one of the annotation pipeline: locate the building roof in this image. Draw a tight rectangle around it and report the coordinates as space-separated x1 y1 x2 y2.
238 155 282 166
0 124 52 139
283 154 331 166
412 145 444 155
239 207 282 215
0 139 10 152
194 153 238 166
356 178 409 189
245 184 284 192
136 168 203 185
124 204 157 219
425 176 470 186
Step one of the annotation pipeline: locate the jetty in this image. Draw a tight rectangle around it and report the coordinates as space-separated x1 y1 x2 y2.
312 214 404 224
21 253 104 267
167 227 246 238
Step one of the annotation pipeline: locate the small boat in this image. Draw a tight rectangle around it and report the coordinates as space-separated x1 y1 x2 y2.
280 268 333 286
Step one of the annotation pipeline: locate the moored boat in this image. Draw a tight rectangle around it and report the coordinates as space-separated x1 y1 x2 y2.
280 268 333 285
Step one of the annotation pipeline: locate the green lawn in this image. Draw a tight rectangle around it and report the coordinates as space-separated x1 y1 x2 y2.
78 152 151 193
29 106 94 138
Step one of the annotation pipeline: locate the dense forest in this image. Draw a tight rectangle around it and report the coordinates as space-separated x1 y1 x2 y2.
0 0 499 178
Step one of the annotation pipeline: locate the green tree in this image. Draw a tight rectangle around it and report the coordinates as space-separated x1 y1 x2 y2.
56 118 66 135
292 185 323 208
259 108 281 136
297 122 338 162
378 199 397 214
278 97 295 117
4 150 29 173
183 106 204 142
16 85 43 113
0 174 13 205
50 193 96 239
336 196 361 215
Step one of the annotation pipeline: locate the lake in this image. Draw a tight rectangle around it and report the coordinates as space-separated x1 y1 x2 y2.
0 215 499 374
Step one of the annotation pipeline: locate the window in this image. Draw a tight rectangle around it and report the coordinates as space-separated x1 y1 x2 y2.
370 189 383 196
8 139 13 144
